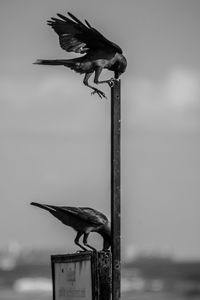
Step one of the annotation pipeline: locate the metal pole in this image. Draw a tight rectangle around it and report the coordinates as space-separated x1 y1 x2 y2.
111 79 121 300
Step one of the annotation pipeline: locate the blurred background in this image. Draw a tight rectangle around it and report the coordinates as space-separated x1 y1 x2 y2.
1 0 200 299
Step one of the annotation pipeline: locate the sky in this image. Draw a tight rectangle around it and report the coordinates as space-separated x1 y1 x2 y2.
1 0 200 260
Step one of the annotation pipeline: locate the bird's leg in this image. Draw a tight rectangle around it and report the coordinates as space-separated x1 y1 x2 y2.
83 233 97 251
94 68 115 87
83 72 107 99
74 232 88 251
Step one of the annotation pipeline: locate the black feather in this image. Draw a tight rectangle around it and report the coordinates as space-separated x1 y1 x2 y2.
67 12 86 27
85 19 92 28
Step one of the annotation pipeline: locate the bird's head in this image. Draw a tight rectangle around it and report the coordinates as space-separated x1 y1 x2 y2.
99 221 111 251
114 54 127 79
103 237 111 251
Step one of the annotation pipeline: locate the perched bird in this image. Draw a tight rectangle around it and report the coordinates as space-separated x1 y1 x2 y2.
34 12 127 99
30 202 111 251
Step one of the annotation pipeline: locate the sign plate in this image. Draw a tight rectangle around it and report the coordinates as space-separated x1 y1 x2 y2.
51 253 97 300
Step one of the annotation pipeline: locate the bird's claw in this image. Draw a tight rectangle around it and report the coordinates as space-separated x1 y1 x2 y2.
108 78 115 88
91 88 107 99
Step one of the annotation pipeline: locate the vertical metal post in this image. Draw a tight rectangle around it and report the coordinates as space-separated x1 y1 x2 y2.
111 79 121 300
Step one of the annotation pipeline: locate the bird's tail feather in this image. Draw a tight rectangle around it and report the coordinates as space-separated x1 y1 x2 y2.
33 59 72 66
30 201 54 212
33 58 85 74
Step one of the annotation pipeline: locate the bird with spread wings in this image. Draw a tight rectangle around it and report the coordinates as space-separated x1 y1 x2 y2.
34 12 127 99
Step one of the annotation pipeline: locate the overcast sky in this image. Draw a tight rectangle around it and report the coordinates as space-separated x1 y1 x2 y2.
1 0 200 260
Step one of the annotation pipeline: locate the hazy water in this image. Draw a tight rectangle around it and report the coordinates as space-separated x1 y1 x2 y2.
0 289 51 300
0 260 200 300
0 290 194 300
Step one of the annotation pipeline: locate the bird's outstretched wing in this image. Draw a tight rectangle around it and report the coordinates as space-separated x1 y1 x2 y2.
47 12 122 55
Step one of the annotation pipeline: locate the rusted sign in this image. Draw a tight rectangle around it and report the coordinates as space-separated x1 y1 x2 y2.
51 252 98 300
